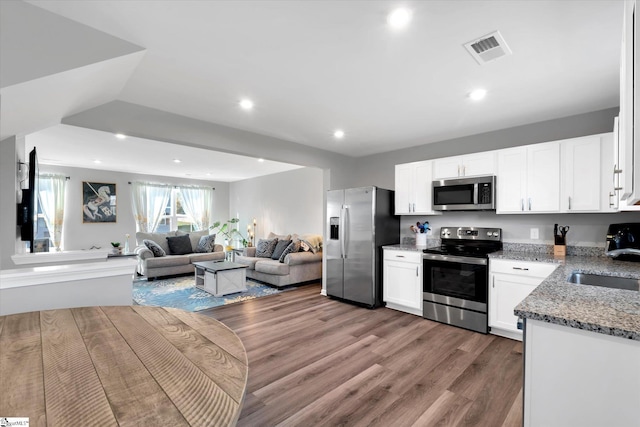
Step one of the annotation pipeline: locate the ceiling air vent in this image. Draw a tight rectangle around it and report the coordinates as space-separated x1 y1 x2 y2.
464 30 512 65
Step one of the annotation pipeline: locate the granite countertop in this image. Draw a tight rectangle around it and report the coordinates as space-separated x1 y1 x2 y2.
383 243 428 252
491 251 640 341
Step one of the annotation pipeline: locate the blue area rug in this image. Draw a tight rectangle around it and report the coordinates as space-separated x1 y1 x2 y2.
133 276 282 312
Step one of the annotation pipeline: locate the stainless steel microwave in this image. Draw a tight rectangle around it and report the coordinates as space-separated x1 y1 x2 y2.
433 176 496 211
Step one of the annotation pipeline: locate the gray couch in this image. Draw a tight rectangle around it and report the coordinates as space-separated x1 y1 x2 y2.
135 229 224 279
235 234 322 288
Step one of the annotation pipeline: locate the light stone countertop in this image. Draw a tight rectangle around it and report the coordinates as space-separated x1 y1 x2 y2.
491 251 640 341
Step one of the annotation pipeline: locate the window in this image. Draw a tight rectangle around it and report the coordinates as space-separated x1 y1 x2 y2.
35 203 51 243
156 189 197 233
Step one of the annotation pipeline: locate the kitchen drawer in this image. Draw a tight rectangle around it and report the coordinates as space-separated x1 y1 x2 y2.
383 249 423 263
490 258 557 278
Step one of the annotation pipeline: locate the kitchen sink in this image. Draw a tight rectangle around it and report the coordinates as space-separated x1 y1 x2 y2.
568 272 640 291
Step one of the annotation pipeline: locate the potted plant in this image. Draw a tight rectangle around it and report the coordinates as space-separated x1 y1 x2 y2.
110 242 122 255
210 218 248 250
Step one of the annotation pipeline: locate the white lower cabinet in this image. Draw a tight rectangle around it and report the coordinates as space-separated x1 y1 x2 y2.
488 259 557 340
524 319 640 427
383 249 422 316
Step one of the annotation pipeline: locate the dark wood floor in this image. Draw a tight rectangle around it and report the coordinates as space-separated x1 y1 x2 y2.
200 283 523 427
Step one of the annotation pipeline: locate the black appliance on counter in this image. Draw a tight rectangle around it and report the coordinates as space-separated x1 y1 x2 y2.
422 227 502 334
605 223 640 261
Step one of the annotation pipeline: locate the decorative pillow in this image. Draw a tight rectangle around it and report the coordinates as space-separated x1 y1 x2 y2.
271 239 292 260
196 234 217 253
177 229 208 252
166 234 193 255
268 232 292 241
279 239 301 263
143 239 166 257
256 238 278 258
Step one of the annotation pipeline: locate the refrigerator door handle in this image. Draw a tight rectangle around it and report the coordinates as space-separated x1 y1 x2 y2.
341 206 349 258
340 206 346 258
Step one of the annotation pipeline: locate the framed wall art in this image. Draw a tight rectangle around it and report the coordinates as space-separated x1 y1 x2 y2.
82 182 117 223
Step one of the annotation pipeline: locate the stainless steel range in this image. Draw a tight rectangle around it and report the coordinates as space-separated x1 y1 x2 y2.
422 227 502 334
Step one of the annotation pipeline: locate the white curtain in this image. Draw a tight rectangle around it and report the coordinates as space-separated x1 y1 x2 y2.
178 185 213 231
38 174 67 250
130 181 172 232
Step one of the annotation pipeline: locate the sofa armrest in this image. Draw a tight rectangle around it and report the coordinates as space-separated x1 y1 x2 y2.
285 251 323 266
135 245 154 261
243 247 257 257
213 244 224 253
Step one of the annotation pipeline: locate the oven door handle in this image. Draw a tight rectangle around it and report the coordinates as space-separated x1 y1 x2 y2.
423 254 487 265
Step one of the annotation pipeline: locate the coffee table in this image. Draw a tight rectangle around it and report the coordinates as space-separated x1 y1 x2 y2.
194 261 248 297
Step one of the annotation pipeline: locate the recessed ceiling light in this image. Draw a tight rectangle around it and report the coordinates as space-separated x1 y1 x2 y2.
387 8 412 30
240 99 254 110
469 88 487 101
115 133 126 139
173 159 182 163
257 158 265 162
334 130 345 139
93 159 102 164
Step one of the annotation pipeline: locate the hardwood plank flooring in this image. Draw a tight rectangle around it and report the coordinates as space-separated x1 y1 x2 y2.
200 283 523 426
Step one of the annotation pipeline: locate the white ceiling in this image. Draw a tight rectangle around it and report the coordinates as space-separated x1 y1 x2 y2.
26 125 303 182
13 0 625 174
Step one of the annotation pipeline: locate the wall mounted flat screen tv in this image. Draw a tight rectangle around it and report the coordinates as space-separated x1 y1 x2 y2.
17 148 39 252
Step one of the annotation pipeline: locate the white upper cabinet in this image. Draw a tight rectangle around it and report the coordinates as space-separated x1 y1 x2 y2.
497 142 560 213
432 152 496 180
526 143 561 212
561 135 602 212
395 160 439 215
618 0 639 205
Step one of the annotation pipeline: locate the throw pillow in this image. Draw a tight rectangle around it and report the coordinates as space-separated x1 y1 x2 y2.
196 234 217 253
143 239 166 257
271 239 292 260
279 239 301 263
166 234 193 255
256 238 278 258
268 232 292 241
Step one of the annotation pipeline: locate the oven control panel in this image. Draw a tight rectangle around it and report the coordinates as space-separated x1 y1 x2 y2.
440 227 501 241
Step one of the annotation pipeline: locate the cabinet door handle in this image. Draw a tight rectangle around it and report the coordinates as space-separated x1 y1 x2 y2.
413 203 416 212
568 196 571 210
408 202 411 212
462 165 466 176
609 192 616 208
396 255 405 258
512 267 529 271
416 266 419 277
528 198 532 211
492 276 495 288
521 198 524 211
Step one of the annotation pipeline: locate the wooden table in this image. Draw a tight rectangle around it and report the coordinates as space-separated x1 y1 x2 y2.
194 261 248 297
0 306 248 426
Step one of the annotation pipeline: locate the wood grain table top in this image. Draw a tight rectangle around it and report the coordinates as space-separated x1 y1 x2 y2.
0 306 248 426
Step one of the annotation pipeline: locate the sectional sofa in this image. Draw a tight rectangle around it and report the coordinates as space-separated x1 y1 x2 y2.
235 233 322 288
134 229 224 279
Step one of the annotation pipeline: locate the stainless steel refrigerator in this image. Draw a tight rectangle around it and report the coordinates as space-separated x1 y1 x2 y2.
326 186 400 307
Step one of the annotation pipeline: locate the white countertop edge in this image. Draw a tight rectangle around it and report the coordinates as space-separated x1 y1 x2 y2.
0 259 137 289
11 250 110 265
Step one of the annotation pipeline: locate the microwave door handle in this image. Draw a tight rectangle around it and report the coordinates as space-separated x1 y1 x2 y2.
473 183 479 205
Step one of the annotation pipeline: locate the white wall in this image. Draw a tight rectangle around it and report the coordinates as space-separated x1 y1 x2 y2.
35 164 230 252
0 136 25 269
230 167 323 240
